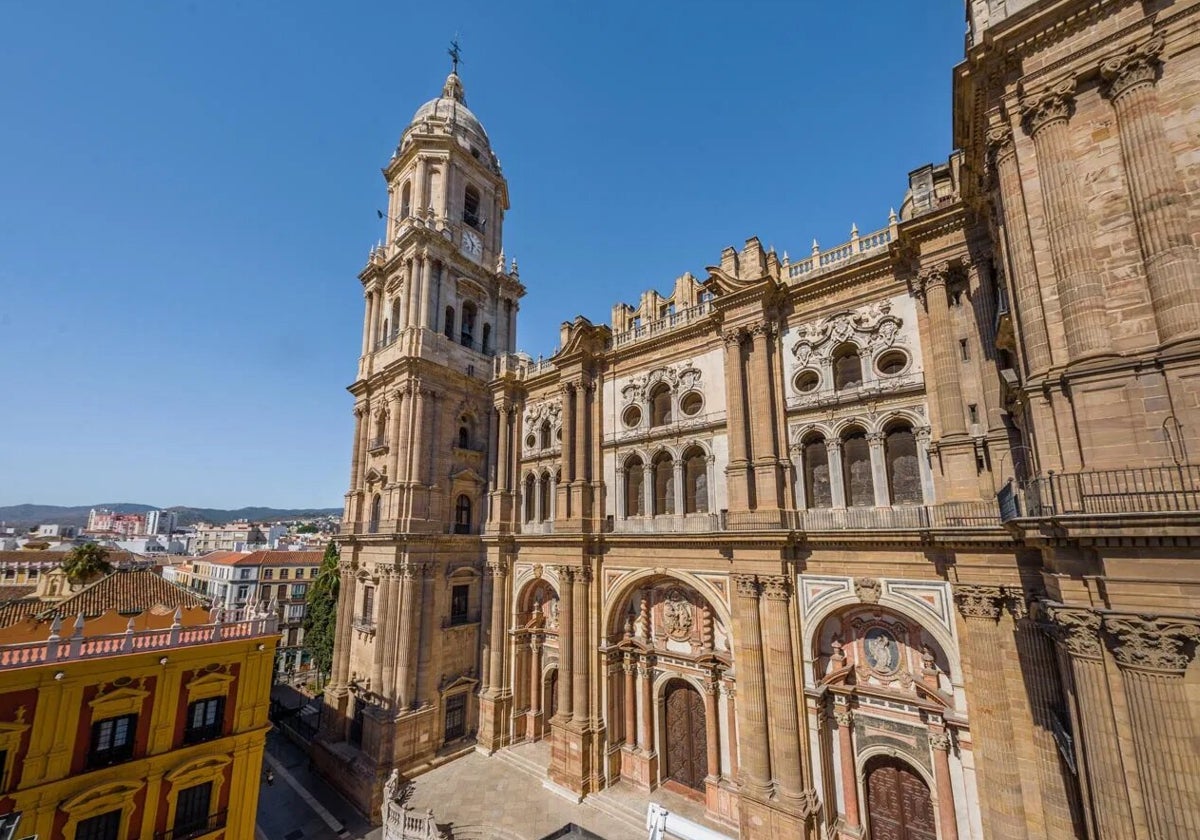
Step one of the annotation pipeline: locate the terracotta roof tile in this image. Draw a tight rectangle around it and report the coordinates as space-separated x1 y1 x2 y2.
0 585 36 602
0 598 41 628
243 550 324 567
35 569 208 620
0 549 138 566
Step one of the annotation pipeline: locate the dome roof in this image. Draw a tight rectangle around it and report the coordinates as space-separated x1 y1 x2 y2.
404 72 490 148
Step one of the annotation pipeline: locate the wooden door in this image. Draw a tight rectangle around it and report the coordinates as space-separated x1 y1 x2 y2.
663 680 708 791
865 756 937 840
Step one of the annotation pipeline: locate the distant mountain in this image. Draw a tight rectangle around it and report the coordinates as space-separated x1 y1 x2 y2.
0 502 341 531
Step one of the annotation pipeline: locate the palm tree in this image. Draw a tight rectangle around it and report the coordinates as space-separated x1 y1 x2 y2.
62 542 113 584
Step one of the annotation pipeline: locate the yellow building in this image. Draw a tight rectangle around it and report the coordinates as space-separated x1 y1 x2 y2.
0 591 278 840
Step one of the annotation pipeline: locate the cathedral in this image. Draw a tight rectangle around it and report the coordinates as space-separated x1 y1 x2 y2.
315 1 1200 837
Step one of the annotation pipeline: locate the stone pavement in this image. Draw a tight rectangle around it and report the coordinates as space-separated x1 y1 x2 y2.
257 728 380 840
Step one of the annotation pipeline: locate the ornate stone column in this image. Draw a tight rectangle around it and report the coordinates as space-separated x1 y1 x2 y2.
614 468 626 520
529 637 543 734
378 569 400 700
930 728 960 840
1101 36 1200 345
1103 614 1200 838
571 566 591 722
918 263 967 436
393 563 419 709
826 439 847 509
834 707 861 833
866 431 890 507
332 563 356 687
748 324 783 510
731 575 773 798
388 391 404 483
914 426 935 503
574 381 589 484
623 656 636 747
488 559 509 692
672 458 684 517
953 585 1026 840
790 445 807 510
637 656 653 752
703 678 720 780
988 125 1054 375
361 290 376 357
1043 604 1137 837
723 685 738 781
760 576 804 801
349 406 366 491
1021 78 1111 359
641 463 653 518
495 404 511 492
721 330 752 511
554 566 574 721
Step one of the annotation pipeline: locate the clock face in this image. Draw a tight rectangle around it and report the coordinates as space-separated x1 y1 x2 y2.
462 229 483 261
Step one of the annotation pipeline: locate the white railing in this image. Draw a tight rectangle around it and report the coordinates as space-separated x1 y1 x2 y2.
646 803 734 840
493 352 556 379
787 222 894 281
611 300 712 349
0 608 279 669
382 777 444 840
609 514 721 534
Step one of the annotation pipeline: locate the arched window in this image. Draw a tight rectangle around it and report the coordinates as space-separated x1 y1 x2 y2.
381 318 389 343
400 181 412 217
841 428 874 507
461 302 477 347
538 472 551 522
804 435 832 509
540 421 552 450
625 455 645 517
482 323 491 355
368 494 382 533
885 423 922 505
652 451 674 516
463 184 482 229
390 299 401 335
524 474 536 523
832 344 863 391
454 494 472 534
650 384 672 427
444 306 456 339
458 425 470 449
682 446 708 514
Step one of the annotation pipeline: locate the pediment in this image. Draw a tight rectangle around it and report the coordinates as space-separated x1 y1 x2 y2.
89 684 150 717
166 753 232 783
438 674 478 695
185 670 235 701
62 780 143 812
450 467 485 485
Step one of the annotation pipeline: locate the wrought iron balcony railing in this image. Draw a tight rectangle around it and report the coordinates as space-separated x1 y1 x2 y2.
998 464 1200 522
155 810 228 840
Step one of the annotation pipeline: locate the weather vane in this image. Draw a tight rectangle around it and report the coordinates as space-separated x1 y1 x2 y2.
448 37 462 74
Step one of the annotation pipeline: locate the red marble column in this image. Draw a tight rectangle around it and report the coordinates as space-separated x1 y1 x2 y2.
623 657 636 747
930 728 960 840
834 708 860 832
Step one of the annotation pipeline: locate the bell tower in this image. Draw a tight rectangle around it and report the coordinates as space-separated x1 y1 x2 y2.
319 53 525 817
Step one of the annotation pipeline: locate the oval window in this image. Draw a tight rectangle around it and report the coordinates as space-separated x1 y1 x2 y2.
679 392 703 416
876 350 908 376
794 370 820 393
622 405 642 428
525 434 536 449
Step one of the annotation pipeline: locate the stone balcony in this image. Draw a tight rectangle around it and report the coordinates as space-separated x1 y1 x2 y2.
998 465 1200 523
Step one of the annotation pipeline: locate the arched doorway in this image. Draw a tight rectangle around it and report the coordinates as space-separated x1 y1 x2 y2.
662 679 707 792
864 755 936 840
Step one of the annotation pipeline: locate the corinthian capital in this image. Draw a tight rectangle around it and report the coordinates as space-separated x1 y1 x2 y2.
551 564 575 583
760 575 792 601
1020 77 1078 135
953 584 1006 621
915 262 951 304
1101 35 1165 101
1102 613 1200 673
1043 603 1103 660
986 124 1016 165
732 574 760 599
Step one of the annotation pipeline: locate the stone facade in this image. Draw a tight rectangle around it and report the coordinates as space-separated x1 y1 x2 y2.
318 2 1200 837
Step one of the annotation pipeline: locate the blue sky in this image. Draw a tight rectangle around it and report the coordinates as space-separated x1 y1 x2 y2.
0 2 965 509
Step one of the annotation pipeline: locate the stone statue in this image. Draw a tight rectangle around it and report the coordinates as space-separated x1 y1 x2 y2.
384 768 400 802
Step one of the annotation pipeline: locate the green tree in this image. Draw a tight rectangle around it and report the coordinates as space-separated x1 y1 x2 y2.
62 542 113 584
302 540 340 690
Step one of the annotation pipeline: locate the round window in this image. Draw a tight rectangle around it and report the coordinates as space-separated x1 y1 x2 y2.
876 350 908 376
794 370 820 393
679 392 703 417
525 434 536 449
622 405 642 428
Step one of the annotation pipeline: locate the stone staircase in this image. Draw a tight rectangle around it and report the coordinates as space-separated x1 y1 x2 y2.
584 786 647 836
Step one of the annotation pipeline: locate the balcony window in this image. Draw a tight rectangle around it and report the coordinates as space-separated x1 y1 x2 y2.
260 584 272 601
88 713 136 768
444 306 456 339
77 809 121 840
291 584 307 599
538 473 552 522
450 584 470 625
624 455 645 517
804 436 832 509
262 569 274 580
295 568 304 579
172 781 213 839
184 697 224 745
539 421 552 450
279 569 289 580
362 586 375 621
886 424 923 505
524 474 537 523
842 429 874 507
650 384 672 427
454 495 472 534
458 425 470 449
460 302 477 348
368 494 382 534
652 452 674 515
832 345 863 390
444 693 467 740
400 180 412 217
683 447 708 514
